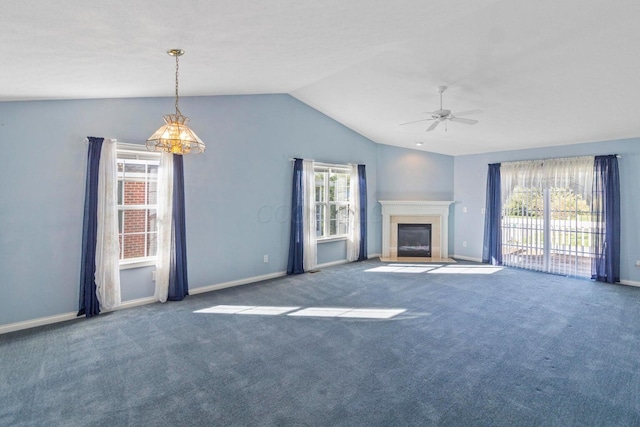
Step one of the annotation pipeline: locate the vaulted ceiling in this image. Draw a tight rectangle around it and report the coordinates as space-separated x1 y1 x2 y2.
2 0 639 155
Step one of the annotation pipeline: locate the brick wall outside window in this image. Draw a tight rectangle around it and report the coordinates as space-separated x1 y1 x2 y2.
117 155 159 262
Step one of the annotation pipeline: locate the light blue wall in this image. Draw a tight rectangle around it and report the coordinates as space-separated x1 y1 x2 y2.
376 144 455 252
14 91 627 328
376 144 454 201
0 94 387 326
453 138 640 283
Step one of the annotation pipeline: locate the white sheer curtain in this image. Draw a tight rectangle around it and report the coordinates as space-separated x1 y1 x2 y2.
500 160 544 206
542 156 594 202
500 156 595 277
501 157 593 209
95 138 121 310
346 163 360 262
155 152 173 303
302 159 317 271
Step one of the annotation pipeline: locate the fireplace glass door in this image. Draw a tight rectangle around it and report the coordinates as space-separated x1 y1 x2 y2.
397 224 431 257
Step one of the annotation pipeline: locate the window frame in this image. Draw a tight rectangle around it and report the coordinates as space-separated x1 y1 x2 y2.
314 163 352 241
116 143 161 270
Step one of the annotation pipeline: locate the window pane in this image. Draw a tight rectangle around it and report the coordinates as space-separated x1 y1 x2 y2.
329 205 338 235
124 162 146 175
332 173 350 203
315 172 326 203
337 205 349 235
123 209 146 234
147 232 157 257
147 164 158 205
117 180 123 205
118 210 123 233
123 233 146 259
147 209 157 232
329 204 349 236
123 181 147 205
316 203 325 237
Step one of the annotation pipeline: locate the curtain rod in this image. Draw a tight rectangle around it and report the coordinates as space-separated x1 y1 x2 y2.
288 157 364 165
493 154 620 165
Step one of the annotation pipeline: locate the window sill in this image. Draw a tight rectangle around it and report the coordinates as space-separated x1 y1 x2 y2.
317 236 348 244
119 259 156 270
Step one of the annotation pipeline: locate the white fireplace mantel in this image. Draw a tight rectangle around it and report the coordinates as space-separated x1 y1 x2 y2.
379 200 454 259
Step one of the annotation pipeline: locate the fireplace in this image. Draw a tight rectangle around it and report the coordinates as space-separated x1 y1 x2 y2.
379 200 454 261
397 224 431 257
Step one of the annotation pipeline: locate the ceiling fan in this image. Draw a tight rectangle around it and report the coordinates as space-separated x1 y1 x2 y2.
399 86 482 132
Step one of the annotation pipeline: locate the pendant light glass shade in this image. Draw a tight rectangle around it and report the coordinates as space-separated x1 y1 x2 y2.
146 113 205 154
146 49 205 155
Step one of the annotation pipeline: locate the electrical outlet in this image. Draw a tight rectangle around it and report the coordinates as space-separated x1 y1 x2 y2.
264 255 269 263
636 260 640 267
462 206 467 213
481 207 486 215
462 241 468 248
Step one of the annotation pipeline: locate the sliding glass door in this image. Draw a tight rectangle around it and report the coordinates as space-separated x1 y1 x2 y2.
500 158 594 278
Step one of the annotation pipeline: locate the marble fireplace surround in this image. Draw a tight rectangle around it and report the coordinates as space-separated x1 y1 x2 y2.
379 200 454 261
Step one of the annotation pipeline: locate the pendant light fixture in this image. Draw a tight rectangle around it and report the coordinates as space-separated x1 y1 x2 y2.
146 49 205 155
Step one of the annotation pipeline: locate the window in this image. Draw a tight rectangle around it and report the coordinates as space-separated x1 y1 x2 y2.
116 144 160 267
314 165 351 239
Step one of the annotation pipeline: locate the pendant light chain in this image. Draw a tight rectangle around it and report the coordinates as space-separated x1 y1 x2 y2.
174 53 181 116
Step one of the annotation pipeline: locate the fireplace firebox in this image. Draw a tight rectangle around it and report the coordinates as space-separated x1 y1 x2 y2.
397 224 431 257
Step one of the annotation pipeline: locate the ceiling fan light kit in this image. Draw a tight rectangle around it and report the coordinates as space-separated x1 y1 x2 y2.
399 86 482 132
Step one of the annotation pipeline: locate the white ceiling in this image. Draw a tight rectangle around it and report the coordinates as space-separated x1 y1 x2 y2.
2 0 639 155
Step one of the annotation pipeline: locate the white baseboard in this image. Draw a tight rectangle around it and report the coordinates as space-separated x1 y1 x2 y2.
368 253 382 259
620 279 640 288
0 311 78 335
190 271 288 295
0 296 160 335
453 254 483 263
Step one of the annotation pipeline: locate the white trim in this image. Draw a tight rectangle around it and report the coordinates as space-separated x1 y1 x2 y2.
317 236 348 243
0 296 159 335
453 254 483 263
115 296 158 309
379 200 454 259
119 259 156 270
116 142 148 151
190 271 288 295
0 311 78 335
619 280 640 288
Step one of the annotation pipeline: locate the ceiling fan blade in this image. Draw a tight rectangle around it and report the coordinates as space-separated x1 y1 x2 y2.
454 109 483 117
398 118 435 126
426 120 440 132
450 117 478 125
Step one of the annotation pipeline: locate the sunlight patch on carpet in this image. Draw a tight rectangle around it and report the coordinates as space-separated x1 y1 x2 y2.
365 265 436 273
194 305 299 315
427 265 503 274
366 264 502 274
195 305 406 319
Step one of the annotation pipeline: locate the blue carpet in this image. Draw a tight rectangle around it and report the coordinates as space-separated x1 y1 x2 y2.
2 259 640 426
